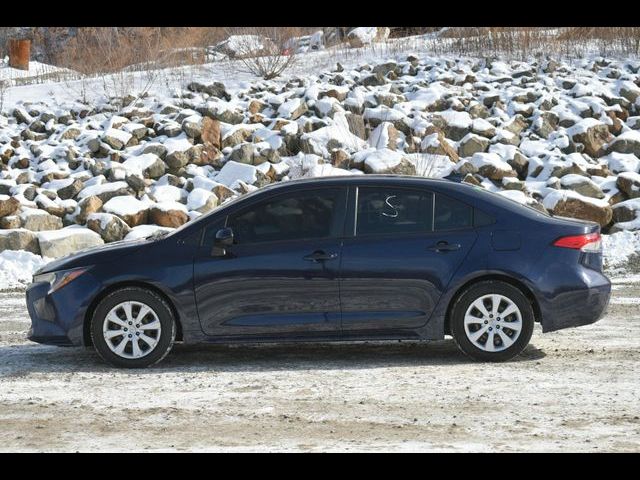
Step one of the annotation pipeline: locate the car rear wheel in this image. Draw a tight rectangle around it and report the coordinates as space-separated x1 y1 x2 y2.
90 287 176 368
450 281 534 362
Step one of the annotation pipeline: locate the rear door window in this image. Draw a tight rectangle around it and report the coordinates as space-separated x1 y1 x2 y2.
356 187 433 236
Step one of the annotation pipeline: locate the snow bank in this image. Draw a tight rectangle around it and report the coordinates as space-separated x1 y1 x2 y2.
603 230 640 270
0 250 50 290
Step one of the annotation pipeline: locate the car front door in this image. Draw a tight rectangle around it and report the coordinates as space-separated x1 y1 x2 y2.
194 186 347 339
339 185 478 335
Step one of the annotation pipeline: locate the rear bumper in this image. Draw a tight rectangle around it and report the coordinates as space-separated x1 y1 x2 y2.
539 269 611 333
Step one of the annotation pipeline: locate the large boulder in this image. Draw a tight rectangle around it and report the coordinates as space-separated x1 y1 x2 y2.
300 112 367 157
0 215 21 229
74 195 103 225
86 213 131 243
470 152 517 180
363 149 416 175
617 171 640 199
187 188 219 214
347 27 389 48
37 226 104 258
0 229 40 254
165 151 190 170
431 111 472 141
533 111 559 139
122 153 166 179
542 190 613 227
0 195 20 217
77 181 132 204
102 196 150 227
421 131 459 163
201 117 222 150
368 122 399 150
229 143 256 164
148 202 189 228
102 128 132 150
346 113 366 140
59 178 83 200
560 174 605 199
567 119 612 158
607 130 640 157
213 161 267 189
20 210 63 231
612 198 640 222
459 133 490 158
277 98 308 120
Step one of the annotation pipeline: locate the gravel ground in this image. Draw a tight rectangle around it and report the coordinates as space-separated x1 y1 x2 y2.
0 278 639 452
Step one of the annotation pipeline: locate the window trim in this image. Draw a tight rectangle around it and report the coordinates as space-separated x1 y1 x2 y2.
207 186 348 248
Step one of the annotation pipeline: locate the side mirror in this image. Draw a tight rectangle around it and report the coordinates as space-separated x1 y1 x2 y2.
211 227 234 257
215 227 234 246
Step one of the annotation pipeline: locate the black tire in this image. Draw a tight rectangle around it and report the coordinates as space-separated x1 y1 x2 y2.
90 287 176 368
450 280 534 362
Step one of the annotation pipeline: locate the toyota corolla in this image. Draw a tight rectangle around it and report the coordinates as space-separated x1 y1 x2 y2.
26 176 611 368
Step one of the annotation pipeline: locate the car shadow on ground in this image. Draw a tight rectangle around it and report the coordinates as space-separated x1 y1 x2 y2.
0 339 546 375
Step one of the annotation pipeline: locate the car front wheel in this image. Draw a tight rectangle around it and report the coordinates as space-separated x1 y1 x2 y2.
450 281 534 362
90 287 176 368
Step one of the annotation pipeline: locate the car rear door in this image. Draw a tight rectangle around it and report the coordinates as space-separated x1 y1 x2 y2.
193 186 347 339
339 185 478 335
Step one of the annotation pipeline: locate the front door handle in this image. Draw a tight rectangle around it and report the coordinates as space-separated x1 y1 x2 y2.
427 241 461 253
303 250 339 262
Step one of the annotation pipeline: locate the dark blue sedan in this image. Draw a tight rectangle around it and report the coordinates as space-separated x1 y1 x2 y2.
26 176 611 367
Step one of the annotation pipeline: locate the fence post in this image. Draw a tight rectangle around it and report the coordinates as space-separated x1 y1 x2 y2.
8 39 31 71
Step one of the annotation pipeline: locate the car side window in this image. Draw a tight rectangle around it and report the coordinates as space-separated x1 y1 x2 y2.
356 187 433 236
227 188 344 245
434 193 473 231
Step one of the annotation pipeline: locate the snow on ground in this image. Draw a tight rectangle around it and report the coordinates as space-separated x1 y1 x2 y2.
0 59 75 84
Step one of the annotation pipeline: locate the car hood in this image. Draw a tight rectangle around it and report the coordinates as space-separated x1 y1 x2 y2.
36 238 150 275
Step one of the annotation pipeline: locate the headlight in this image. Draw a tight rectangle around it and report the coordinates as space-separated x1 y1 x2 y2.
33 267 88 294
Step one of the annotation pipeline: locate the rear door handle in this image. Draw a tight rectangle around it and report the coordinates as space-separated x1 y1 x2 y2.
427 241 461 253
303 250 338 262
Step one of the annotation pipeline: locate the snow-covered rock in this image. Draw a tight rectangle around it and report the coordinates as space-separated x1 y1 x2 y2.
37 226 104 259
86 212 131 243
102 196 151 227
542 189 613 227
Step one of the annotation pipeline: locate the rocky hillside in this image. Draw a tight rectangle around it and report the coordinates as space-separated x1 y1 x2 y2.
1 54 640 258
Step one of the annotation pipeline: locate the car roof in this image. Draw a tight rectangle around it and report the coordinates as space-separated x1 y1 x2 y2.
258 174 459 191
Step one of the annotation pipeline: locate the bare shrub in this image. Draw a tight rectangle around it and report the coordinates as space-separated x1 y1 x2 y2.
429 27 640 59
222 27 304 80
413 153 444 178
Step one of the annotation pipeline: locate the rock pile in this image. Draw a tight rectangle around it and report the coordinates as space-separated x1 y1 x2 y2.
1 54 640 256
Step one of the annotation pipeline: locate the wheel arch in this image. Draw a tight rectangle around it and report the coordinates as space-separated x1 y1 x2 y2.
83 281 184 347
443 273 542 335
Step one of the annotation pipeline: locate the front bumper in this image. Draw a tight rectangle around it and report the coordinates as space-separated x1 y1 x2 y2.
26 271 102 346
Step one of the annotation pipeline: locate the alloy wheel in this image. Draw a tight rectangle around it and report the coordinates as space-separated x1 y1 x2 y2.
102 301 162 359
463 294 523 352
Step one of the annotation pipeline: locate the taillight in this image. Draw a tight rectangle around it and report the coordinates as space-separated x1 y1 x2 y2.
553 232 602 252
